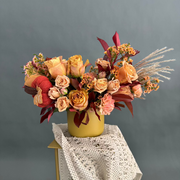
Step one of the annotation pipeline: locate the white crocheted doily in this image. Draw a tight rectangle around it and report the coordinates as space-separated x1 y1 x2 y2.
52 123 142 180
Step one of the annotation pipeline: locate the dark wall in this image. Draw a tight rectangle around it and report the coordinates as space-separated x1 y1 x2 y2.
0 0 180 179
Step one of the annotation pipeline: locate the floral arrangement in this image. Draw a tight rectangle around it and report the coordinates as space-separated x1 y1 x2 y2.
22 32 175 127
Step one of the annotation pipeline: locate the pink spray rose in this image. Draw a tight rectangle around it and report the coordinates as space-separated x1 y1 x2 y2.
132 84 142 98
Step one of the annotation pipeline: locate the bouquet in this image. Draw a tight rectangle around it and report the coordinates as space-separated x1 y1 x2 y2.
22 32 175 127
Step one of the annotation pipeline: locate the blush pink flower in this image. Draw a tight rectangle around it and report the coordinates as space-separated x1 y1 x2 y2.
99 93 115 115
132 84 142 98
55 75 70 88
107 79 120 94
48 86 61 100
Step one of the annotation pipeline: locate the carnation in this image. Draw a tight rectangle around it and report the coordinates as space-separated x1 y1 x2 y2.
99 93 115 115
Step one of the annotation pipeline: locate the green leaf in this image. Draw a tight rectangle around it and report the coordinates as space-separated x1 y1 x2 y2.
53 108 58 113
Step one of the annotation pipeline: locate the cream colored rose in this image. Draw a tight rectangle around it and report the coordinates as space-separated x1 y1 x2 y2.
55 75 70 88
95 58 110 70
107 79 120 94
67 55 89 77
48 86 61 100
55 96 70 112
44 56 66 79
93 78 108 93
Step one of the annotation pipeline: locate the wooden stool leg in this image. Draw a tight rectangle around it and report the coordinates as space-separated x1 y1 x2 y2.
55 149 60 180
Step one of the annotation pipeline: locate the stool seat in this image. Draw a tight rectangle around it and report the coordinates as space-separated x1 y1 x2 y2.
48 139 61 149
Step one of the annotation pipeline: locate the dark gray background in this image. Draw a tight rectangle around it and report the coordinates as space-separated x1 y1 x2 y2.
0 0 180 180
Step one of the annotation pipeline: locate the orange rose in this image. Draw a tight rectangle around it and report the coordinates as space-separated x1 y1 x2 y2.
93 78 108 93
117 62 138 84
107 79 120 94
44 56 66 79
69 89 88 111
55 96 70 112
113 86 134 99
67 55 89 77
132 84 142 98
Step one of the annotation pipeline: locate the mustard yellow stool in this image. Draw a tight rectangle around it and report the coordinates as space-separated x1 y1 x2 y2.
48 140 61 180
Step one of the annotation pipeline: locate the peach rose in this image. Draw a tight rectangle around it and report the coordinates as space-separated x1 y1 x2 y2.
55 75 70 88
132 84 142 98
48 86 61 100
107 79 120 94
69 89 88 111
55 96 70 112
44 56 66 79
113 86 134 99
93 78 108 93
99 93 115 115
99 71 106 78
67 55 89 77
117 62 138 84
95 58 110 70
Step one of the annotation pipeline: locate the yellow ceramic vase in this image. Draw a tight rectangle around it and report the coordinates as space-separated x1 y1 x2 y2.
67 110 104 137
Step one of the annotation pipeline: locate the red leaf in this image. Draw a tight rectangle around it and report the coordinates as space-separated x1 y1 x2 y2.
86 112 89 124
125 81 141 87
97 64 105 72
115 102 125 108
124 101 134 117
112 94 134 102
74 112 81 128
115 106 121 111
112 31 121 47
40 107 47 115
86 63 92 67
69 107 77 112
97 37 109 51
71 78 80 90
90 102 100 120
135 50 140 55
89 91 95 101
40 103 55 115
48 107 55 122
40 110 51 123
